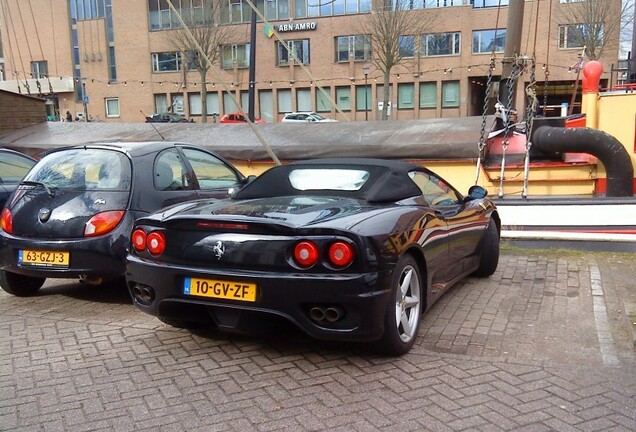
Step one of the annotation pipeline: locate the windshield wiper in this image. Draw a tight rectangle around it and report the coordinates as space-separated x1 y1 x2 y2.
21 180 55 197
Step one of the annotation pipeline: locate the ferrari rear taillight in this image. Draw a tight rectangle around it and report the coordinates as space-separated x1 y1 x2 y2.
131 229 147 251
293 241 319 267
84 210 125 237
328 241 354 267
146 231 166 255
1 208 13 234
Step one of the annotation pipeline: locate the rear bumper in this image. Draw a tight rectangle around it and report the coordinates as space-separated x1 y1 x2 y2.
0 223 131 280
126 255 394 342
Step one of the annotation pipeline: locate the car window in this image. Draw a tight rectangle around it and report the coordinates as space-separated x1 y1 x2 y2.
181 148 240 190
409 171 460 206
0 152 35 184
154 149 191 191
289 169 369 191
24 149 131 191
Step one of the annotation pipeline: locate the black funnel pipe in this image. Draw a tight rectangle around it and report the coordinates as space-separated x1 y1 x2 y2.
531 126 634 197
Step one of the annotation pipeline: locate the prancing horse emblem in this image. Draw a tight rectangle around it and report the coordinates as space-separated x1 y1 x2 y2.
212 241 225 259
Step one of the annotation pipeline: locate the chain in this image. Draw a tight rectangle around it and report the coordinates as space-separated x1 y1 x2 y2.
474 56 496 185
498 60 519 198
523 58 538 199
502 61 518 150
36 80 43 97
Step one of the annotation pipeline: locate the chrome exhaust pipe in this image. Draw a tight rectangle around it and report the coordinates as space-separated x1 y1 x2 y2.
324 307 343 322
309 307 325 322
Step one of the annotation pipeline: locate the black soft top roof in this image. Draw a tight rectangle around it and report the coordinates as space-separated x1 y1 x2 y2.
234 158 424 203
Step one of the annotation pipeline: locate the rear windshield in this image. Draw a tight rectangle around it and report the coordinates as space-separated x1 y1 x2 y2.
24 149 132 191
288 169 370 191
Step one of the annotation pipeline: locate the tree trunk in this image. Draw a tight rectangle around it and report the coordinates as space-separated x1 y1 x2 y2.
382 69 391 120
200 68 208 123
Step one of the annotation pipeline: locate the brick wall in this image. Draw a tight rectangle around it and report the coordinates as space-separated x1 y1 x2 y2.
0 91 47 134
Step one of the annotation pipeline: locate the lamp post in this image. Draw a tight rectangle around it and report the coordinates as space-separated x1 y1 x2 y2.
363 65 370 121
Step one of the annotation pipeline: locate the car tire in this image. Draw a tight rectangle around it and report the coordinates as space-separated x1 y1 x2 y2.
376 255 423 356
473 219 500 277
0 270 45 297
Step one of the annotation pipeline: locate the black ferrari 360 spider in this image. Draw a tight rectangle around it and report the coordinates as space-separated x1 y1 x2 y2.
126 158 500 355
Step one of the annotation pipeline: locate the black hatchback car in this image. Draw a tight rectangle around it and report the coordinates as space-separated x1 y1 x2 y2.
0 141 247 296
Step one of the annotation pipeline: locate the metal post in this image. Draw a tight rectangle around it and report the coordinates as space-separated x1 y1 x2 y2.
248 8 256 122
363 65 370 121
82 80 88 122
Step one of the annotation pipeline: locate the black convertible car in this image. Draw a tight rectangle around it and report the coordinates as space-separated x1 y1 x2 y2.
126 159 500 355
0 142 247 296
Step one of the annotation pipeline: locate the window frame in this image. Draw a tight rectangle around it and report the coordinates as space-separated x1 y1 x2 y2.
472 29 506 54
420 32 461 57
105 97 120 117
441 81 460 108
335 35 371 63
276 39 310 66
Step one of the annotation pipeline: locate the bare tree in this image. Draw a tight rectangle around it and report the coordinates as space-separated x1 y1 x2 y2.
558 0 632 60
358 0 436 120
166 0 229 123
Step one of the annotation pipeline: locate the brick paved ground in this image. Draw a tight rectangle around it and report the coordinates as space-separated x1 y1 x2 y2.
1 250 635 431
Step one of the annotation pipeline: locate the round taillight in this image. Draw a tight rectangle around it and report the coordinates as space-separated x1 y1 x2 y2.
146 231 166 255
1 208 13 234
293 241 319 267
328 241 354 267
131 229 147 252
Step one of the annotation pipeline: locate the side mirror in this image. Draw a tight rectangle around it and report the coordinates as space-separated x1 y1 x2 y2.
245 175 257 184
467 185 488 200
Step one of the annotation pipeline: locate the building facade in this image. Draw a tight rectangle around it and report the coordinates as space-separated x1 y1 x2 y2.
0 0 621 123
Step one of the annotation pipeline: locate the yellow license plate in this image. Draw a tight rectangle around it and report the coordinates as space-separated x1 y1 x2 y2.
183 277 257 302
19 249 70 267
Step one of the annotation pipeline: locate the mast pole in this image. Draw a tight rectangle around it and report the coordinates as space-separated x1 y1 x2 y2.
499 0 525 108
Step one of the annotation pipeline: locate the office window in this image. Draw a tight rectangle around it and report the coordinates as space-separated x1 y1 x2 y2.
335 35 371 63
399 35 416 58
70 0 106 21
397 83 414 109
278 89 292 113
441 81 459 108
558 23 602 49
335 86 351 111
421 32 460 57
472 29 506 54
222 44 250 69
105 97 120 117
31 61 49 79
154 94 168 113
277 39 310 66
189 92 220 115
419 82 436 108
472 0 509 7
219 0 288 24
148 0 211 30
316 86 332 112
223 91 239 112
356 85 371 111
152 52 183 72
296 88 312 111
171 94 184 113
298 0 368 17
